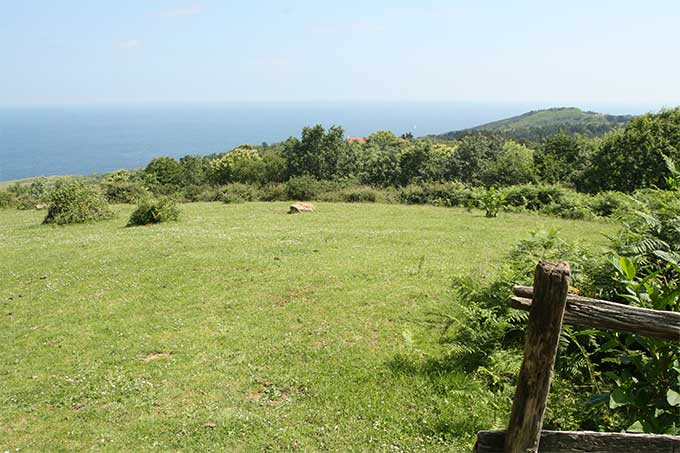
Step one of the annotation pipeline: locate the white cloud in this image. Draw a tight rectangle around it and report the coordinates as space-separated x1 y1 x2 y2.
164 3 204 17
120 39 140 49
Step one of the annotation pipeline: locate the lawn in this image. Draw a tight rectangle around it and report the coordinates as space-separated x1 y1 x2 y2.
0 202 615 451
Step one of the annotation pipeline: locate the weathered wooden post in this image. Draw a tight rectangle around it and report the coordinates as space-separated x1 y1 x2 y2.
504 261 570 453
474 260 680 452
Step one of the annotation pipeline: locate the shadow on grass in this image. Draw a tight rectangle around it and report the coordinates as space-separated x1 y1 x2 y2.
386 351 463 378
385 352 501 442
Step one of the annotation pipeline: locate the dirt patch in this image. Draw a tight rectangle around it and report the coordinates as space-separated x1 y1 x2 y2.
246 391 264 401
142 352 172 362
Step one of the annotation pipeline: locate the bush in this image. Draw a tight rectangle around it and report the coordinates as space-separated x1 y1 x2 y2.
502 184 569 210
0 190 16 208
259 183 288 201
589 191 631 217
285 175 322 201
5 181 46 210
181 184 220 202
218 183 261 204
127 197 180 226
209 146 264 184
101 170 149 203
537 190 593 220
339 186 379 203
478 188 506 217
43 181 114 225
399 182 480 208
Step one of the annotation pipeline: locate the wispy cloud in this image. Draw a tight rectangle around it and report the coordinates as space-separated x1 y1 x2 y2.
164 3 204 17
120 39 140 49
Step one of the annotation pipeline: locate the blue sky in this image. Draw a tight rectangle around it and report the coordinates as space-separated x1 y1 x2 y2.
2 0 679 107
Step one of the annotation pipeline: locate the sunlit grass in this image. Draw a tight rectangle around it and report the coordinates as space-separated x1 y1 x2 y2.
0 202 615 451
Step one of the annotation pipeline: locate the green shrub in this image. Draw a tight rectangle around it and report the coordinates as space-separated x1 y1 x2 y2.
6 182 44 210
43 180 114 225
0 190 17 208
502 184 569 210
398 184 427 204
209 146 264 184
589 191 630 217
478 188 506 217
541 202 593 220
339 186 379 203
127 197 180 226
259 183 289 201
537 191 593 220
101 170 149 203
285 175 322 201
218 183 261 204
399 182 480 208
181 184 220 202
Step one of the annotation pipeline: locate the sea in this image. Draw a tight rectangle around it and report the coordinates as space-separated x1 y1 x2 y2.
0 102 655 182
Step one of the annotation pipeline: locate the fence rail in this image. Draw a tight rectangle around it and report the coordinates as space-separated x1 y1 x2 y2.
475 429 680 453
473 261 680 453
512 286 680 342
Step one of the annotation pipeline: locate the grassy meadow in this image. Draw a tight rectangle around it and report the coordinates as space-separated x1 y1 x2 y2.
0 202 615 451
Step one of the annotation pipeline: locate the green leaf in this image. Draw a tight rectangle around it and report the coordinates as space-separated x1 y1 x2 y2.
667 389 680 407
618 257 636 280
626 421 644 433
609 388 630 409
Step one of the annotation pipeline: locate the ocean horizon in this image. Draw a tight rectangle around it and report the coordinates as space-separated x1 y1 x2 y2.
0 101 659 182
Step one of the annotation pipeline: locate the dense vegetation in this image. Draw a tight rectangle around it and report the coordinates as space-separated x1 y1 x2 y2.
434 107 631 142
2 108 677 215
447 188 680 434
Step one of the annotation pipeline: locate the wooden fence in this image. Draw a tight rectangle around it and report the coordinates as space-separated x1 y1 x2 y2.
473 261 680 453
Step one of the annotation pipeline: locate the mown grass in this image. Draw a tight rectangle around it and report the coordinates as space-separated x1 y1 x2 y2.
0 202 615 451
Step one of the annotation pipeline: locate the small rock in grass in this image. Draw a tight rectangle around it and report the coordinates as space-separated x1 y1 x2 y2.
289 202 314 214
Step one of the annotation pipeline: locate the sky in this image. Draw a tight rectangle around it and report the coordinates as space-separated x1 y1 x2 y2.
2 0 680 107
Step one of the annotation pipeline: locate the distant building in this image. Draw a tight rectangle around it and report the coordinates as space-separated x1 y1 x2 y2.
347 136 367 144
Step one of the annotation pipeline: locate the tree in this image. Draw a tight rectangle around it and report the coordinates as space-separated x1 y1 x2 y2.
535 132 593 185
399 140 431 185
282 125 347 180
449 133 505 185
209 145 263 184
145 157 184 187
180 155 210 186
260 150 287 183
584 108 680 192
359 131 404 186
481 140 536 187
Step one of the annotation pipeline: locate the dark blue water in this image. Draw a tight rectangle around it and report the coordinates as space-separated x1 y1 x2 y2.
0 102 648 181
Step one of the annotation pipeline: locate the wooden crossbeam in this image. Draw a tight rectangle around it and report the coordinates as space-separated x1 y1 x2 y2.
512 286 680 342
474 429 680 452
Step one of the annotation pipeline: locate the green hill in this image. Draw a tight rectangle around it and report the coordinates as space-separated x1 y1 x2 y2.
435 107 632 142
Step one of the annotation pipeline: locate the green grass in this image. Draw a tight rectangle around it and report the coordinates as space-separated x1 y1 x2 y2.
0 202 615 451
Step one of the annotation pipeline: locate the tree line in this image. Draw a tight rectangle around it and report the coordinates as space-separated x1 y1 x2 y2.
140 107 680 195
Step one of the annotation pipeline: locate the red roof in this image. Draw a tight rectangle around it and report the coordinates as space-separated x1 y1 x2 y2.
347 137 367 144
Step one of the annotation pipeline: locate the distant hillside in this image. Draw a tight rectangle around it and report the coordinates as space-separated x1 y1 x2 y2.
434 107 632 142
